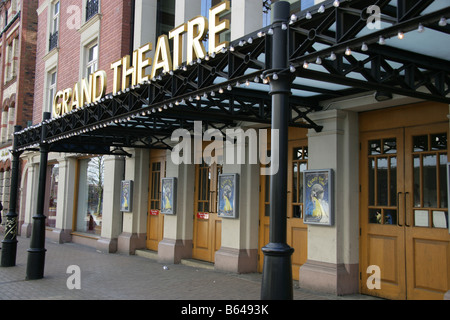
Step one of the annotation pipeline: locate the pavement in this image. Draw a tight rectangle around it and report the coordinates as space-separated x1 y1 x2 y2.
0 234 379 302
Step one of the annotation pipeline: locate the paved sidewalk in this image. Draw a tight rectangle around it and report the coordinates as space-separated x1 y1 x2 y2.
0 235 378 301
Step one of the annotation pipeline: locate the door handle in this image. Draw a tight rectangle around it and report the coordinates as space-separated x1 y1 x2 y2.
404 192 411 227
397 192 403 227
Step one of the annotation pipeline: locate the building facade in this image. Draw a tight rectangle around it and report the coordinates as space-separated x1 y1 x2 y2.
0 0 37 226
15 0 450 300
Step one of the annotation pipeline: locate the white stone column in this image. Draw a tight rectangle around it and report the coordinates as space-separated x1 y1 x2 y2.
215 133 260 273
20 158 39 237
230 0 262 40
158 149 195 264
48 156 77 243
118 149 149 254
174 0 202 62
133 0 158 49
299 109 360 295
97 155 125 253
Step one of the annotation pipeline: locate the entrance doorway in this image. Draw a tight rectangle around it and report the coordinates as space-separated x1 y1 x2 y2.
192 160 223 262
146 150 166 251
360 104 450 300
258 129 308 281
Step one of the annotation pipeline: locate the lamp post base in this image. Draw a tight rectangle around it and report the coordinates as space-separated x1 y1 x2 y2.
1 239 18 267
26 248 47 280
261 242 294 300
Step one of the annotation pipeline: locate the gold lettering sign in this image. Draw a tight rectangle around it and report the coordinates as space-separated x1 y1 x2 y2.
52 0 230 117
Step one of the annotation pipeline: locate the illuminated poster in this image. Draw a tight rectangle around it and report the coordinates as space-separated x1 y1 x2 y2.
303 169 334 226
161 178 177 215
218 173 239 219
121 180 133 212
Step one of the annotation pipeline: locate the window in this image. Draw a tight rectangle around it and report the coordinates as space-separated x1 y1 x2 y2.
86 43 98 76
86 0 99 22
75 157 105 235
200 0 230 48
48 71 57 113
156 0 175 37
49 1 60 51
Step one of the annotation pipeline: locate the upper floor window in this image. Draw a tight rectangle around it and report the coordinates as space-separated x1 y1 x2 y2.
86 43 98 76
201 0 230 46
156 0 175 37
86 0 99 22
48 70 57 113
49 1 60 51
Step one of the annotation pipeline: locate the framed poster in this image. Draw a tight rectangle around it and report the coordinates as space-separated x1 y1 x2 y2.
303 169 334 226
218 173 239 219
121 180 133 212
161 178 177 215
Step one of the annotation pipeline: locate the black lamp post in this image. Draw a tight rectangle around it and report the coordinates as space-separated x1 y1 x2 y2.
1 125 23 268
261 1 294 300
26 112 51 280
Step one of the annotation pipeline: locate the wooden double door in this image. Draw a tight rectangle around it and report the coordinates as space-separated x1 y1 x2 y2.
192 161 223 262
360 105 450 300
146 151 166 251
258 138 309 281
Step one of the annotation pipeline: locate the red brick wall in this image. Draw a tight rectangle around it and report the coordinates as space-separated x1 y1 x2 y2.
16 0 38 129
33 0 49 124
33 0 133 124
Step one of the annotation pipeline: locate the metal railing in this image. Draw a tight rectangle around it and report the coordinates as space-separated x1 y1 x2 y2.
86 0 99 22
49 31 58 51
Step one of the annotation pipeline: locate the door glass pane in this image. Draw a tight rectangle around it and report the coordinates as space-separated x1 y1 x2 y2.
439 154 448 208
431 133 447 150
369 209 381 224
413 135 428 152
414 210 429 227
384 138 397 154
390 157 397 207
293 163 298 203
369 158 375 206
423 154 437 208
413 155 421 207
384 209 397 225
369 140 381 155
293 205 302 218
377 158 388 206
76 157 104 235
432 211 448 228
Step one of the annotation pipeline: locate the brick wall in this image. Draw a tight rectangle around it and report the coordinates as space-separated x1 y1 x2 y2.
33 0 133 124
16 0 38 129
32 0 49 124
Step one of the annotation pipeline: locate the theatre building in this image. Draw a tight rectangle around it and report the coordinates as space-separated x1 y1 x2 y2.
7 0 450 300
0 0 37 226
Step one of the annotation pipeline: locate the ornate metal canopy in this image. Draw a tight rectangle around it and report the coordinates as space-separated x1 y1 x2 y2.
14 0 450 155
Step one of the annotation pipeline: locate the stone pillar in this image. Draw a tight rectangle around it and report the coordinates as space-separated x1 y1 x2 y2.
118 149 149 254
97 155 125 253
133 0 158 50
174 0 201 62
158 149 195 264
215 133 260 273
299 109 360 295
47 156 77 243
230 0 262 40
21 159 38 238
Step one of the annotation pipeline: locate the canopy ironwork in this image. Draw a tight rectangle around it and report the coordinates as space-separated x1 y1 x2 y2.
13 0 450 154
